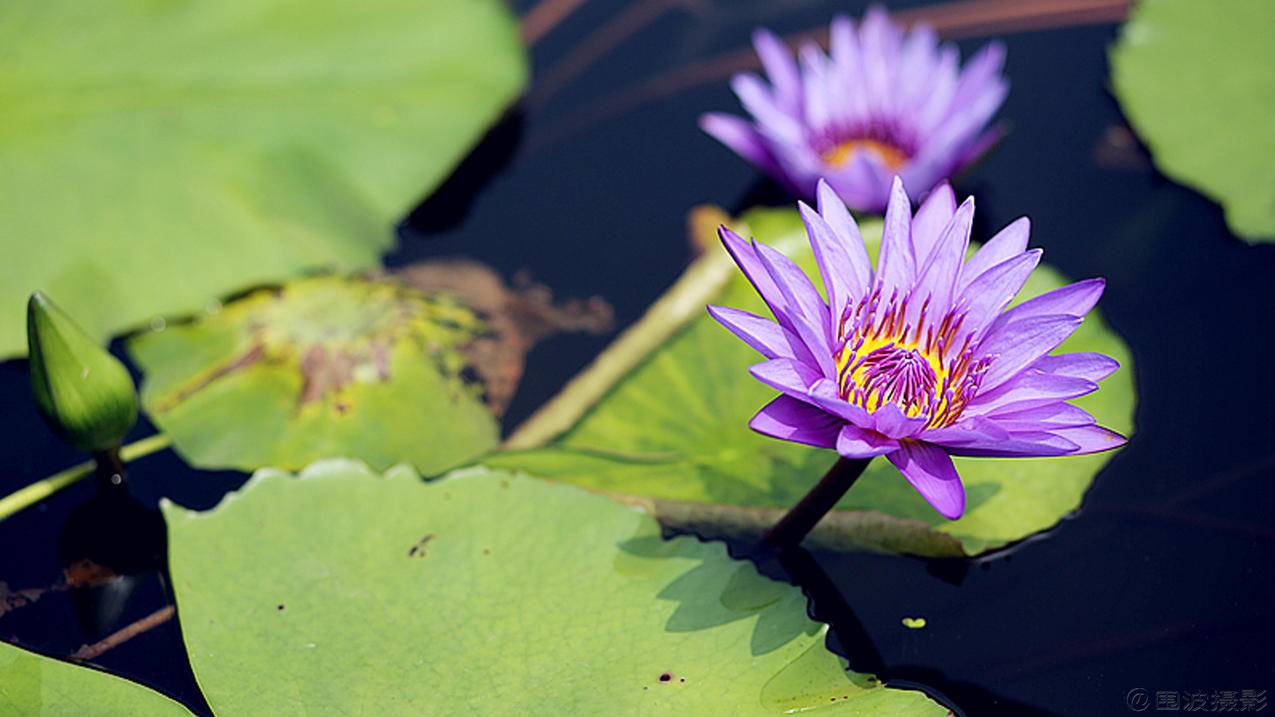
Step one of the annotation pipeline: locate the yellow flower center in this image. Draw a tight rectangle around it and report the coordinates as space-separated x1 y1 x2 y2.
821 139 910 171
834 287 988 428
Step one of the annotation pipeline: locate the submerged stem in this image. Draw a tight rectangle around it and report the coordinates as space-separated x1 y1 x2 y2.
0 433 171 521
759 457 872 551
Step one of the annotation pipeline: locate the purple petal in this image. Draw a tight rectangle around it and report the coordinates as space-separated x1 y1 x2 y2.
991 278 1105 336
911 196 974 320
911 182 957 266
752 29 802 116
750 395 842 448
957 249 1042 332
966 370 1097 415
750 358 824 399
976 314 1084 392
836 424 899 458
800 199 856 319
1033 352 1120 383
807 378 874 427
1049 425 1128 454
875 177 916 297
960 217 1030 292
699 113 783 180
825 151 893 212
887 441 965 519
752 240 836 376
984 402 1096 430
943 430 1080 458
730 73 804 145
707 305 813 363
870 402 928 439
815 179 872 296
719 226 792 326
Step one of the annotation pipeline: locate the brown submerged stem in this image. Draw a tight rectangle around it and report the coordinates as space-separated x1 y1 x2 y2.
91 447 126 490
759 457 872 551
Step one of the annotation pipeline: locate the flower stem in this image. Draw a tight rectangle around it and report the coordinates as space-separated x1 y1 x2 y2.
0 433 171 521
759 457 871 551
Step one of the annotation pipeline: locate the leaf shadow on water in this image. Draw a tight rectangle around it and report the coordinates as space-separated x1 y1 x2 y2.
615 532 819 657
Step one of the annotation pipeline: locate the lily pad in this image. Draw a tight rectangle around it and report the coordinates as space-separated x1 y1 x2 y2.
1110 0 1275 242
0 0 527 357
0 641 194 716
128 275 499 474
488 208 1136 556
161 461 947 715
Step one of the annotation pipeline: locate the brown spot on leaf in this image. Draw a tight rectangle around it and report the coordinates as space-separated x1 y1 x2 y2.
659 672 672 682
395 259 612 415
408 534 435 558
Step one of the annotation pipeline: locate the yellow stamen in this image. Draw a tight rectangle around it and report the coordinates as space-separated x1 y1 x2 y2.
822 139 909 171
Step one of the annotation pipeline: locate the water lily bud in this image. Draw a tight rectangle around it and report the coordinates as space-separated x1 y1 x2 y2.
26 292 138 452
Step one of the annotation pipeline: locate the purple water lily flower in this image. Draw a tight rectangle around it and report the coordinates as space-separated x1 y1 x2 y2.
708 177 1127 519
700 7 1008 213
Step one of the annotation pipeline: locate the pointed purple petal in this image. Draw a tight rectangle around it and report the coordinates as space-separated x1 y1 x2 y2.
749 395 842 448
707 305 812 363
966 370 1097 415
1049 425 1128 454
719 226 792 326
912 196 974 319
750 358 824 399
875 177 916 297
815 179 872 297
943 430 1080 458
911 182 957 266
1032 352 1120 383
752 240 836 376
957 249 1042 332
985 402 1096 430
836 424 899 458
800 200 855 319
991 278 1105 336
699 113 783 179
807 378 874 428
752 29 802 115
887 441 965 519
976 314 1084 392
960 217 1030 292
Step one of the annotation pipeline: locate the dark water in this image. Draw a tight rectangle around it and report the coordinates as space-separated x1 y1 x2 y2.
3 1 1274 715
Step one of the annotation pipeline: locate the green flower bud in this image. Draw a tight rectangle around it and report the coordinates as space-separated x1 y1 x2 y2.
26 292 138 452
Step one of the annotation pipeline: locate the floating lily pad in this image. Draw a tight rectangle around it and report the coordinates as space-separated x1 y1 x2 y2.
489 208 1136 556
0 0 527 357
129 275 499 474
160 461 946 715
0 641 194 716
1111 0 1275 242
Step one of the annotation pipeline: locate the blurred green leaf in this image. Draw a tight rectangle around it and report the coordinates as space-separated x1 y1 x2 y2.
1111 0 1275 242
0 0 526 357
488 208 1136 556
162 460 946 715
128 275 498 474
0 641 194 716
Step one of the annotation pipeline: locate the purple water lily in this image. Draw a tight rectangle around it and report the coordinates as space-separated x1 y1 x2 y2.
700 7 1007 213
708 178 1127 519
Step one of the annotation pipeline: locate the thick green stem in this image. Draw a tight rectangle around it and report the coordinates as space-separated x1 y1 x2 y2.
0 433 171 521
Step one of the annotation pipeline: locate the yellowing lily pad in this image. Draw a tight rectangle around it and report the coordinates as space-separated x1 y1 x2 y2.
128 276 499 474
488 208 1136 556
0 0 527 357
160 461 948 715
1111 0 1275 242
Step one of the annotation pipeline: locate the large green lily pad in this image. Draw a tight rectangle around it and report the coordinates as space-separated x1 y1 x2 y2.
0 0 527 357
0 641 194 716
488 208 1136 556
161 461 946 715
128 275 499 474
1110 0 1275 242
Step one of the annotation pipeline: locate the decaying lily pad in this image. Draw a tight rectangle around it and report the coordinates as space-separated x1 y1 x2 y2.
488 207 1137 557
129 269 611 475
160 460 948 715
